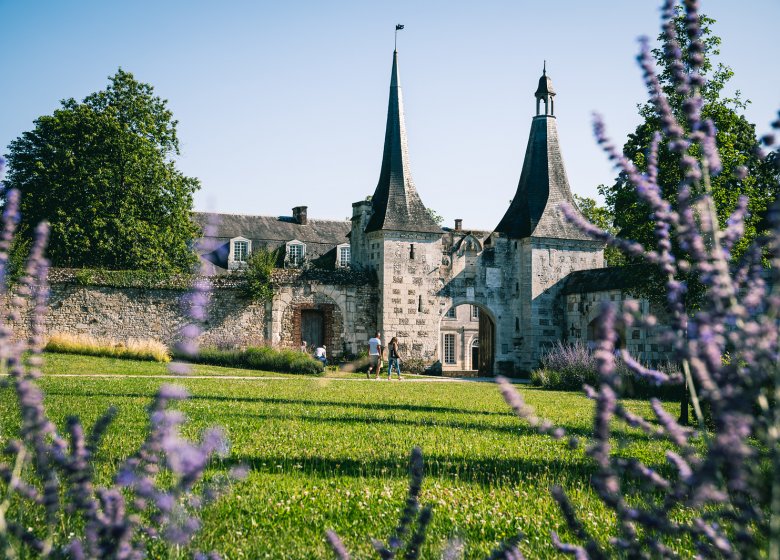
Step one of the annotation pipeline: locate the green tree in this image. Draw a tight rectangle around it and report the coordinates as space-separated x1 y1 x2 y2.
3 69 200 271
600 10 777 265
242 247 279 302
573 194 625 267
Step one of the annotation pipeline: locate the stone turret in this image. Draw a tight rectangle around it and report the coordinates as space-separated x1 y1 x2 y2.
493 65 590 241
364 50 440 234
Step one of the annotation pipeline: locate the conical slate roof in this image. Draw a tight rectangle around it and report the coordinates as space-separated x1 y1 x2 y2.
364 50 441 234
494 72 590 240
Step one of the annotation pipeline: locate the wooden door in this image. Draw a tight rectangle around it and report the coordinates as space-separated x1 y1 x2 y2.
301 311 324 348
478 311 494 375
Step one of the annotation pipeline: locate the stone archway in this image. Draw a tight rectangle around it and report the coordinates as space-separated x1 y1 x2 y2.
439 301 497 375
278 291 345 355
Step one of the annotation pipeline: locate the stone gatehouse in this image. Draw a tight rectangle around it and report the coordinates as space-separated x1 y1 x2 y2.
190 50 663 374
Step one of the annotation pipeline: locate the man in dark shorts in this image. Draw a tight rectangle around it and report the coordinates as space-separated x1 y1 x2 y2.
367 332 382 379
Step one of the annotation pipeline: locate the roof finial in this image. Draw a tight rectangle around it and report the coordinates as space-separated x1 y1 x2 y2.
543 60 546 75
395 23 404 52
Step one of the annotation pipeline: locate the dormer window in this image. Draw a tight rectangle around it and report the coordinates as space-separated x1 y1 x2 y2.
228 236 252 270
234 241 249 262
286 239 306 267
337 243 351 268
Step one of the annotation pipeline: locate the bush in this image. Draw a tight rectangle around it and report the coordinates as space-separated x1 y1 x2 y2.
184 345 324 375
537 341 598 390
45 332 171 362
241 247 278 301
533 341 681 398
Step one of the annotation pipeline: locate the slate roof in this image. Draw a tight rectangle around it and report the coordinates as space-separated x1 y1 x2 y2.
193 212 350 272
561 265 652 295
364 50 441 235
494 72 592 241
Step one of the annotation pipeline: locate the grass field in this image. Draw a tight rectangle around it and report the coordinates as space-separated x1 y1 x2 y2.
0 354 685 558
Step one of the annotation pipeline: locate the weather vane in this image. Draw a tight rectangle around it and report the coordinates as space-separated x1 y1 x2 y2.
395 23 404 51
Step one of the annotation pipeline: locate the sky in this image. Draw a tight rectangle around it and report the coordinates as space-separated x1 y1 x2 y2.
1 0 778 231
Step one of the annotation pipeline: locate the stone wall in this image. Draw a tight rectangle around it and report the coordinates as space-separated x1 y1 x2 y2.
13 268 378 356
14 280 268 348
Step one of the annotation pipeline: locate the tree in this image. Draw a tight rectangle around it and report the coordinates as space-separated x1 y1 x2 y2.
573 194 625 266
3 69 200 271
600 9 778 267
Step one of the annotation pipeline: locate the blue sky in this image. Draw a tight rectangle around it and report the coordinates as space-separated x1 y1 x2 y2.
1 0 778 230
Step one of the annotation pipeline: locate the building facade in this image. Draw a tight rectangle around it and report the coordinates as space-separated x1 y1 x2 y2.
194 50 659 374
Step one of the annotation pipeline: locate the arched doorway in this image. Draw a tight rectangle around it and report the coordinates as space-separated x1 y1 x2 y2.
440 303 496 375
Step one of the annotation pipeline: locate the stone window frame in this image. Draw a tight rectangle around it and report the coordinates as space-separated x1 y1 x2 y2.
285 239 306 268
228 236 252 270
337 243 351 268
471 305 480 320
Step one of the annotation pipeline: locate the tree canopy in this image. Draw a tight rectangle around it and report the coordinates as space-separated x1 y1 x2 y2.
599 10 778 265
573 194 625 267
3 69 200 271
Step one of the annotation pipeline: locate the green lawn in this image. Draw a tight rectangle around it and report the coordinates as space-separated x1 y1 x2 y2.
1 354 684 558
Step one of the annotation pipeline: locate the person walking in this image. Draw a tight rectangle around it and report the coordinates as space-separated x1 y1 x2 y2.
387 336 402 380
367 332 382 379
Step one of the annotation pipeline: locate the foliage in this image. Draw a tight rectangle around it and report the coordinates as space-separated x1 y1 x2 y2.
74 267 196 289
599 5 778 305
425 207 444 226
241 246 278 301
181 345 325 375
516 0 780 555
3 69 201 272
573 194 625 266
532 341 681 398
45 332 171 362
0 187 236 558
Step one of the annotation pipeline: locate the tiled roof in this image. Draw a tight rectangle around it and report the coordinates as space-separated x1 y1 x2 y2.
364 50 441 235
494 71 591 241
193 212 350 272
561 265 652 295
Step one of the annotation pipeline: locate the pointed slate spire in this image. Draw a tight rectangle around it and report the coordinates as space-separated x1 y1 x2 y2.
494 67 590 240
365 50 441 234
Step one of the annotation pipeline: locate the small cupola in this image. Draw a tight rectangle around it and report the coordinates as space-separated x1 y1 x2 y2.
534 62 556 116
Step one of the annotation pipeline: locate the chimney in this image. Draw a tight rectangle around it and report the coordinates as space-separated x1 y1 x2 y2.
293 206 308 225
454 219 462 231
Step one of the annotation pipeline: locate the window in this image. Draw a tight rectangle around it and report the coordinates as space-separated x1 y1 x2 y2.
233 241 248 262
337 244 351 268
471 305 480 319
444 334 456 364
409 244 415 259
445 307 456 319
286 240 306 267
228 236 252 270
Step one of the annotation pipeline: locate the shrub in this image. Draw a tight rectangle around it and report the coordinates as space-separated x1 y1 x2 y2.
400 357 426 375
45 332 171 362
241 247 278 301
538 341 598 390
184 345 324 375
534 341 681 397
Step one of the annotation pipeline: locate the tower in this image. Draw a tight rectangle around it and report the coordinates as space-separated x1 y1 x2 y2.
491 65 604 370
350 49 443 360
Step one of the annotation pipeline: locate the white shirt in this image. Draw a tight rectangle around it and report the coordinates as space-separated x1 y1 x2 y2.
315 347 326 358
368 337 382 355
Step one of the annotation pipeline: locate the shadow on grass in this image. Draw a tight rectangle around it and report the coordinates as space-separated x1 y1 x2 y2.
41 388 512 418
38 388 662 443
222 452 601 488
221 410 610 441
